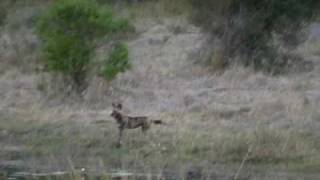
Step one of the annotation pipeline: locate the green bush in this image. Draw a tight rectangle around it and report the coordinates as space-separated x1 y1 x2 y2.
190 0 320 73
0 0 11 26
101 42 130 80
36 0 130 90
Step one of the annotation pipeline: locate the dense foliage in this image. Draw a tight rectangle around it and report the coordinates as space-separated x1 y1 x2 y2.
190 0 320 73
101 42 130 80
37 0 130 90
0 1 11 26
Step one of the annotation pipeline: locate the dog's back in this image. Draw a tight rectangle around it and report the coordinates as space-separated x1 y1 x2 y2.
123 115 148 129
110 102 165 147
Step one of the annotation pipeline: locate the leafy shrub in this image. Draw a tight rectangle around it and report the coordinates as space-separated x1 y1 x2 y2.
0 0 11 26
101 42 130 80
36 0 130 90
190 0 320 73
0 9 6 26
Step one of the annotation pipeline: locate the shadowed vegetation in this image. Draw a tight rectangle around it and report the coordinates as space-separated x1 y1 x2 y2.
190 0 320 73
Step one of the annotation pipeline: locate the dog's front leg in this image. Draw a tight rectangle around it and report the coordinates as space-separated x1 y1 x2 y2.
117 128 123 148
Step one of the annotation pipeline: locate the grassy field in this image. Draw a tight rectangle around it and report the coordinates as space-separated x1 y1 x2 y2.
1 1 320 179
1 111 320 179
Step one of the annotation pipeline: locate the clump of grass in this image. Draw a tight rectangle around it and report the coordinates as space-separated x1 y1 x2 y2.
301 40 320 56
203 128 319 165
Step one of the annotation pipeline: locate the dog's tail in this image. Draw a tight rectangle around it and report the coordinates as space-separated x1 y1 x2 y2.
91 120 110 124
152 119 166 125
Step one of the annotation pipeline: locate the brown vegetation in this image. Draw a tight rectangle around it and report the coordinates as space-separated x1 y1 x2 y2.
1 0 320 179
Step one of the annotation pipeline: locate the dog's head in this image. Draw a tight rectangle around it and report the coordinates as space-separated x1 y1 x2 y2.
110 109 123 124
110 110 117 118
110 102 122 119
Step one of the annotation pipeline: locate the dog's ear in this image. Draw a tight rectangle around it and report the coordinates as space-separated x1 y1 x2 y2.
112 103 116 108
112 103 118 109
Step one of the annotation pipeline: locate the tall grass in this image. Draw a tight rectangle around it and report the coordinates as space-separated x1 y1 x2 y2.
1 113 319 177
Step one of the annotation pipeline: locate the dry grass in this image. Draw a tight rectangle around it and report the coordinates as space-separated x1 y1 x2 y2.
2 70 320 177
1 110 320 179
119 0 191 21
0 2 43 74
1 1 320 179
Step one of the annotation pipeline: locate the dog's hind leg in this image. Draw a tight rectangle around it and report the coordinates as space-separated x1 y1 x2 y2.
141 121 150 132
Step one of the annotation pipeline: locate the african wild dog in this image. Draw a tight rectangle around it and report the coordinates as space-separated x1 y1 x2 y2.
110 103 164 147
